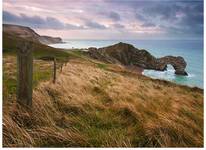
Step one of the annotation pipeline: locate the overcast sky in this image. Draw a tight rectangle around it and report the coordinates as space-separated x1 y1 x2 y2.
3 0 203 40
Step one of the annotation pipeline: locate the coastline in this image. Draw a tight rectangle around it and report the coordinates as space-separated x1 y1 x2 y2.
48 40 203 89
124 65 203 90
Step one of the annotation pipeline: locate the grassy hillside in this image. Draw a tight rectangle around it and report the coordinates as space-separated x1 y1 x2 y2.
3 52 203 147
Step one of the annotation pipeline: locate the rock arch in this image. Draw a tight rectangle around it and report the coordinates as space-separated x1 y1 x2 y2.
157 56 188 75
87 42 188 76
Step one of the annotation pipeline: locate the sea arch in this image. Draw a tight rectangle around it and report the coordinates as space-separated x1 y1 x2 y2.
157 56 188 75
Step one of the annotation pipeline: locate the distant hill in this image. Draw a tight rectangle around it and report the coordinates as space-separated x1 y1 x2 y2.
3 25 69 60
39 36 63 45
3 24 63 45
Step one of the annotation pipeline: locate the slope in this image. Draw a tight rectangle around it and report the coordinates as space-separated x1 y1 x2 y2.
3 55 203 147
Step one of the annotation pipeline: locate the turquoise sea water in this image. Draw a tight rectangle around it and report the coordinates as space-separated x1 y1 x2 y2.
50 39 203 88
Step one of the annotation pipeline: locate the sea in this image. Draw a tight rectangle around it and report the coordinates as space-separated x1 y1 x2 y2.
49 39 203 89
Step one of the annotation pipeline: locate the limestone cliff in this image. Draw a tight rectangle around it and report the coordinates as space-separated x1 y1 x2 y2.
87 42 187 75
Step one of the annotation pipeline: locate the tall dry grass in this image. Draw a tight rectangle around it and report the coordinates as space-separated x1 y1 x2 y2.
3 56 203 147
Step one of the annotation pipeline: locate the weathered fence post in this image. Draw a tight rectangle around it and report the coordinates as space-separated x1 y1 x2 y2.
60 63 63 72
53 57 56 83
17 42 33 107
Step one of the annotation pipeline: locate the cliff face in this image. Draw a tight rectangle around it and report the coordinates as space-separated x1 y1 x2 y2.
88 42 188 75
3 24 63 45
39 36 62 45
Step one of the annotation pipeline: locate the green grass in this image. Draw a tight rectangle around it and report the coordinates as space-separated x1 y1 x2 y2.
96 63 108 70
3 55 62 102
33 62 53 87
3 48 82 103
70 50 85 57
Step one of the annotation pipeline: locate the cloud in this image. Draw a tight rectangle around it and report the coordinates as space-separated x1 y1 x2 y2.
178 4 203 27
135 13 147 22
3 11 20 22
19 13 57 29
108 11 121 21
45 17 65 29
84 20 107 29
65 23 84 30
3 11 84 30
166 3 203 36
112 23 125 29
142 4 181 21
141 22 156 27
134 1 203 37
136 13 156 28
98 11 121 21
3 11 109 30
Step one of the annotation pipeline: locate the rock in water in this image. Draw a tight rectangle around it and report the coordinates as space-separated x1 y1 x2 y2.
87 42 188 76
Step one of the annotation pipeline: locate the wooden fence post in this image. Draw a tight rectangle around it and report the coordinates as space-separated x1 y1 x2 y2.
60 63 63 72
53 57 56 83
17 42 33 107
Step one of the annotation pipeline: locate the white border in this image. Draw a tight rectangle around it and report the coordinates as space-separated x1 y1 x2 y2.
0 0 205 149
1 0 3 148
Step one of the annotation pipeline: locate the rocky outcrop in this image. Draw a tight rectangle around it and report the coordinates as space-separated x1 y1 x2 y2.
3 24 63 45
87 42 188 75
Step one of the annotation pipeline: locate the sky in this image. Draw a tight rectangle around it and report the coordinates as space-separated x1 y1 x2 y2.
3 0 204 40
